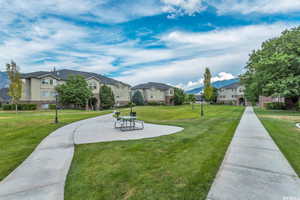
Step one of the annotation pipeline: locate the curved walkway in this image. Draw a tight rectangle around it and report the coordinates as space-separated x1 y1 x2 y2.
207 107 300 200
0 114 183 200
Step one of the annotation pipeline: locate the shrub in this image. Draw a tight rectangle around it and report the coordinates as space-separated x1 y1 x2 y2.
265 102 286 110
2 104 37 111
147 101 165 106
49 104 57 110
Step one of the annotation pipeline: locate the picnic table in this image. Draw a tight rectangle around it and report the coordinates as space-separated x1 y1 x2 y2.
114 114 144 131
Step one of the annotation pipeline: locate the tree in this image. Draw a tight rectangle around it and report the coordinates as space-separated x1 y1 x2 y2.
132 90 144 105
99 85 115 109
6 61 22 113
188 94 196 109
211 87 218 103
56 75 92 109
173 88 185 105
241 26 300 108
203 67 213 102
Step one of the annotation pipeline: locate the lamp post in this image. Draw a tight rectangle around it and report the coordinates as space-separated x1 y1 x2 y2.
54 92 59 124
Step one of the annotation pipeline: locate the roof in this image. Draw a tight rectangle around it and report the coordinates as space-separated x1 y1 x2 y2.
219 82 241 89
21 69 130 87
132 82 174 90
0 88 11 102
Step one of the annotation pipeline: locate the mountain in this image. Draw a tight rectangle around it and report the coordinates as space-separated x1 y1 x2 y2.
0 72 9 89
186 78 240 94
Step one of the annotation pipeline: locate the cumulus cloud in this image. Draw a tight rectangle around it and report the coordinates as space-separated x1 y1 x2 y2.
161 0 206 18
212 0 300 15
176 72 235 90
115 22 297 86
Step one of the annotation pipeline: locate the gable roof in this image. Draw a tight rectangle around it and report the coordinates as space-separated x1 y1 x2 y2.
132 82 174 90
21 69 130 87
0 88 11 102
219 82 241 89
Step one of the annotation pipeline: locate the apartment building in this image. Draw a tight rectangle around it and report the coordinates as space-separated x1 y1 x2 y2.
217 82 246 105
20 69 131 109
131 82 175 105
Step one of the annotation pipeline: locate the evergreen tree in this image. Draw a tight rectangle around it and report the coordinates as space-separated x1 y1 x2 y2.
99 85 115 109
132 90 144 105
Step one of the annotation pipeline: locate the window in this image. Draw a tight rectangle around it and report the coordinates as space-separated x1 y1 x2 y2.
169 90 173 95
50 79 53 85
89 81 97 90
41 91 50 97
150 95 154 98
42 79 49 85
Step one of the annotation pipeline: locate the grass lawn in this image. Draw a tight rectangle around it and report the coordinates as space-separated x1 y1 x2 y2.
255 108 300 176
65 105 245 200
0 109 111 181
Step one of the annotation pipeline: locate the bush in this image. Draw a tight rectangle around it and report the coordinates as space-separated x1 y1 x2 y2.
2 104 37 111
49 104 57 110
147 101 165 106
265 102 286 110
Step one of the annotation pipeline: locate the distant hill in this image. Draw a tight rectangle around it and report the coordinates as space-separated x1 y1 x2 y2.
186 78 239 94
0 72 9 89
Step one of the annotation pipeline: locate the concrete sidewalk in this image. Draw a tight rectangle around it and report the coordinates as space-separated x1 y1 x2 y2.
207 107 300 200
0 114 183 200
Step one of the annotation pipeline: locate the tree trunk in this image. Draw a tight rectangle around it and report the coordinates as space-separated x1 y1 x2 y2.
15 103 18 114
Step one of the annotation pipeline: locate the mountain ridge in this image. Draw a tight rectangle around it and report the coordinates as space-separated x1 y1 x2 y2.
0 72 9 89
186 78 240 94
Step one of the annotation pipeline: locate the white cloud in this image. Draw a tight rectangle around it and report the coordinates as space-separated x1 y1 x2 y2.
115 22 298 87
212 0 300 15
161 0 206 17
0 0 162 25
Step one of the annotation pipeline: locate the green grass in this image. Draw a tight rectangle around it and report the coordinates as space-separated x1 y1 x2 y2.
0 109 111 181
255 108 300 176
65 105 245 200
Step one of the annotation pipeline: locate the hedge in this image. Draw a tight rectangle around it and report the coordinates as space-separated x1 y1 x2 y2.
49 104 57 110
2 104 37 111
147 101 166 106
265 102 286 110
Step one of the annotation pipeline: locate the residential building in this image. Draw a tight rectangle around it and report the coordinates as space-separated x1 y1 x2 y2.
20 69 131 109
259 96 285 108
0 88 11 105
131 82 175 105
217 82 247 105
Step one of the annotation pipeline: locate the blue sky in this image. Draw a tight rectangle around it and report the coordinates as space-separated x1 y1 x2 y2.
0 0 299 90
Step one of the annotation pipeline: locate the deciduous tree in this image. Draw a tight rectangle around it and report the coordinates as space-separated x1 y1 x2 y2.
203 67 213 102
241 26 300 108
173 88 185 105
56 75 92 109
6 61 22 113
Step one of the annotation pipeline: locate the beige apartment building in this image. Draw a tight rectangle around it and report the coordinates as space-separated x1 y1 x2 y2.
131 82 175 105
20 69 131 109
217 82 247 105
